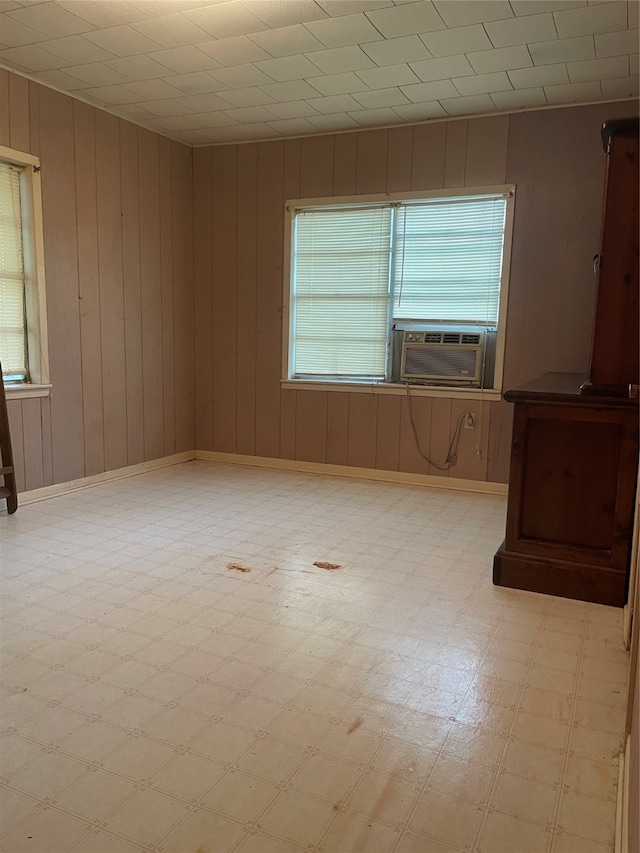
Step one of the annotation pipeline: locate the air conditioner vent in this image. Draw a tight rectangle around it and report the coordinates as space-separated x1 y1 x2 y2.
461 333 481 344
424 333 442 343
442 333 461 344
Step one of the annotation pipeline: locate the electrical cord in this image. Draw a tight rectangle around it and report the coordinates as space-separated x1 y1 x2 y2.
405 382 471 471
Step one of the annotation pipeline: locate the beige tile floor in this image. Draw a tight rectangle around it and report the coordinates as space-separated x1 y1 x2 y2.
0 461 629 853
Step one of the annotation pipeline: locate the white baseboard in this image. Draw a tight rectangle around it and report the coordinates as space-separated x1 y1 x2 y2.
16 451 195 506
195 450 508 496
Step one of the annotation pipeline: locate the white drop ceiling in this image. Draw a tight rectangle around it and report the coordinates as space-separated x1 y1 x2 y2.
0 0 637 146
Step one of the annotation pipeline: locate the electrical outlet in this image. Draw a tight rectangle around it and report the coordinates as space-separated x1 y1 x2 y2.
464 413 476 429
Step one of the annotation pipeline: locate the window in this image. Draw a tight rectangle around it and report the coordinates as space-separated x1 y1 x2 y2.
284 186 514 394
0 146 49 396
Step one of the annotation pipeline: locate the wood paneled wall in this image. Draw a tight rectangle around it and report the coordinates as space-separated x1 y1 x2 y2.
0 69 194 493
194 100 637 484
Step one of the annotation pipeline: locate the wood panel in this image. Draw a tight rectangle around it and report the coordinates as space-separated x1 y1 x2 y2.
347 394 377 469
411 123 446 190
375 395 401 471
326 392 349 466
295 390 327 463
159 137 175 456
21 397 44 492
74 100 104 477
120 120 144 466
386 126 413 193
235 143 258 456
465 115 509 185
9 73 30 153
444 120 468 188
95 109 127 473
487 400 513 484
0 69 9 147
6 400 24 494
356 129 388 194
193 147 214 452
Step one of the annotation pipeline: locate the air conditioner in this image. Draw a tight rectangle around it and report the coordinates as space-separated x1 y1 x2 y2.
396 325 492 386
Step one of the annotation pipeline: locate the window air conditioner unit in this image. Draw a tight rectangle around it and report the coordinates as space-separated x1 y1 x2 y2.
398 325 491 386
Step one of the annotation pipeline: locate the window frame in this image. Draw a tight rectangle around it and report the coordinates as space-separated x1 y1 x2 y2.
282 184 515 401
0 144 50 399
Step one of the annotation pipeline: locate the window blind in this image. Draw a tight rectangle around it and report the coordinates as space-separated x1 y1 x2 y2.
393 195 507 323
0 163 27 380
292 205 391 378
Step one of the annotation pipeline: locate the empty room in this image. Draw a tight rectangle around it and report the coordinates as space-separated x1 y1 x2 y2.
0 1 639 852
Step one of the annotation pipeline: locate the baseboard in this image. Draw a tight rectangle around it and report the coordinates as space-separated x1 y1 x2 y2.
195 450 508 496
16 451 195 507
616 736 630 853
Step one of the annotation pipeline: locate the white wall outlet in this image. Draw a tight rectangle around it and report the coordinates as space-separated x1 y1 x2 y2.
464 413 476 429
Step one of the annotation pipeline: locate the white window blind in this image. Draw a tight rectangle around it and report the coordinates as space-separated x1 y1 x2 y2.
0 162 27 380
393 195 507 323
292 205 391 378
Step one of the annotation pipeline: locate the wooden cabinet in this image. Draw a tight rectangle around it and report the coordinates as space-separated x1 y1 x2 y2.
493 373 639 606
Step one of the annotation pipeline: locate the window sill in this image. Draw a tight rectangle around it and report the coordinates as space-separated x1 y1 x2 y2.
281 379 502 401
4 383 52 400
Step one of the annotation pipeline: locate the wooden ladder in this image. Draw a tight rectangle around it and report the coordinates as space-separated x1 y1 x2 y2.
0 364 18 514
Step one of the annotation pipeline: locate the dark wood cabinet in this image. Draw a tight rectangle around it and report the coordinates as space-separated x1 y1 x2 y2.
493 373 639 606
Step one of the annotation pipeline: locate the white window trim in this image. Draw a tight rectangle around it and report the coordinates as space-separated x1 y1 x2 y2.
0 144 50 399
282 184 515 399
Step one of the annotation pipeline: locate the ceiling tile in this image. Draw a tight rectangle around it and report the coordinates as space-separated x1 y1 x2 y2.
420 24 493 56
217 85 276 107
595 28 640 58
434 0 513 27
567 54 628 81
490 85 548 109
484 13 557 47
113 103 156 122
147 46 221 74
409 53 475 81
306 111 361 130
197 35 272 66
400 78 459 101
183 4 270 39
529 35 595 64
316 1 394 17
256 53 323 80
63 61 132 87
164 71 227 95
303 12 384 49
150 115 201 132
356 62 420 87
105 55 174 81
305 72 369 96
392 100 447 120
128 1 207 16
248 23 325 57
6 3 92 37
210 63 275 87
352 86 410 108
34 67 86 90
453 70 512 94
306 92 363 113
600 74 639 98
349 106 400 125
187 111 241 128
221 107 276 125
266 99 321 118
467 44 533 74
544 78 601 101
174 128 221 144
84 83 141 105
56 1 149 28
360 34 431 66
140 98 196 117
130 13 212 49
305 45 376 74
244 0 329 28
553 2 628 38
439 93 495 114
176 92 231 111
84 24 164 57
508 62 569 87
260 79 320 100
231 123 276 139
38 35 115 65
0 43 63 71
0 15 47 47
125 79 187 101
511 1 586 15
266 117 317 135
631 53 639 75
364 1 446 38
630 2 639 29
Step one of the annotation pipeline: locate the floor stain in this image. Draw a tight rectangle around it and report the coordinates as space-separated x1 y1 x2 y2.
314 561 342 571
265 567 279 577
347 715 363 735
227 563 251 573
332 803 340 812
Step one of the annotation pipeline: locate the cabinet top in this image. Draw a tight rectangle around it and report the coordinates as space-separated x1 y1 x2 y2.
504 372 639 407
601 117 639 152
